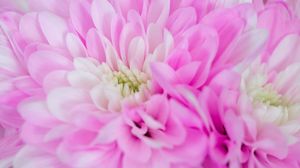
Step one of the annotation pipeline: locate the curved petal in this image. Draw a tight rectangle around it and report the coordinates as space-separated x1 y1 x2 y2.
13 146 65 168
27 50 72 83
38 11 69 47
19 12 46 43
69 0 93 37
86 28 106 62
18 97 59 127
47 87 89 121
91 0 115 38
167 7 197 35
65 33 87 58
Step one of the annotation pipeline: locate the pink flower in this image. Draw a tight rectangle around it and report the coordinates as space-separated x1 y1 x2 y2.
238 2 300 167
152 3 268 98
1 0 230 167
0 0 296 167
180 2 300 167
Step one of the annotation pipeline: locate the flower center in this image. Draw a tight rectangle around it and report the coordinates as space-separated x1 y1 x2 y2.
98 63 150 98
241 66 293 126
71 58 151 112
252 85 289 107
112 66 148 97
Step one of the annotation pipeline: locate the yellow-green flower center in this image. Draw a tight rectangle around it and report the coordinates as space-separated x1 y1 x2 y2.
113 69 147 97
253 85 289 107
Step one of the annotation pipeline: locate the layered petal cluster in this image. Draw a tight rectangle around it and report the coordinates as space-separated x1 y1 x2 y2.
0 9 25 168
0 0 234 167
179 1 300 168
0 0 300 168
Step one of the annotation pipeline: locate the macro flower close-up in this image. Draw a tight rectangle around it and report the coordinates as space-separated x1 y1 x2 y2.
0 0 300 168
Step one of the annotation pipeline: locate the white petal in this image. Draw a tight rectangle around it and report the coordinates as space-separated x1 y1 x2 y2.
67 70 99 89
47 87 89 121
128 36 145 70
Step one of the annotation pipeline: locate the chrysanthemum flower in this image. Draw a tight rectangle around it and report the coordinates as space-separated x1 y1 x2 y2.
183 1 300 167
239 2 300 167
0 0 291 167
2 0 225 167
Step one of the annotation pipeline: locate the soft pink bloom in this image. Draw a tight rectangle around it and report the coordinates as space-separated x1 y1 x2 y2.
180 2 300 167
1 0 235 167
0 0 295 168
239 2 300 167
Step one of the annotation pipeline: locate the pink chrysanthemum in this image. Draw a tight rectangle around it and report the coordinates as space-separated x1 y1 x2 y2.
0 0 294 168
1 0 229 167
181 2 300 168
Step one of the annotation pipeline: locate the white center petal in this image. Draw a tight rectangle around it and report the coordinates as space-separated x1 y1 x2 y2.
69 58 151 112
242 63 300 138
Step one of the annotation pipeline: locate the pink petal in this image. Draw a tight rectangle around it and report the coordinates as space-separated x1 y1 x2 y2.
128 36 145 70
91 0 115 38
123 156 150 168
115 0 143 17
42 70 69 93
119 22 142 65
13 76 41 95
0 43 22 74
164 128 208 166
67 70 99 89
167 7 197 35
0 105 23 128
167 49 192 69
150 62 177 95
13 146 65 168
27 50 72 83
267 34 300 71
18 97 59 127
151 116 186 146
118 126 152 163
147 0 170 26
93 117 122 144
258 3 298 50
46 87 90 121
223 110 244 143
38 11 69 48
69 0 93 37
176 61 201 84
147 23 163 53
145 95 170 124
28 0 70 18
103 37 120 70
21 123 48 144
65 33 87 58
209 69 241 94
19 12 46 43
202 9 245 59
179 24 218 87
86 28 106 62
170 99 202 128
255 125 288 159
216 28 268 68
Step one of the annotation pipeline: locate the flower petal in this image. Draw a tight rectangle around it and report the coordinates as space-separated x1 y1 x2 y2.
47 87 89 121
69 0 93 37
65 33 87 58
38 12 69 47
27 50 72 83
